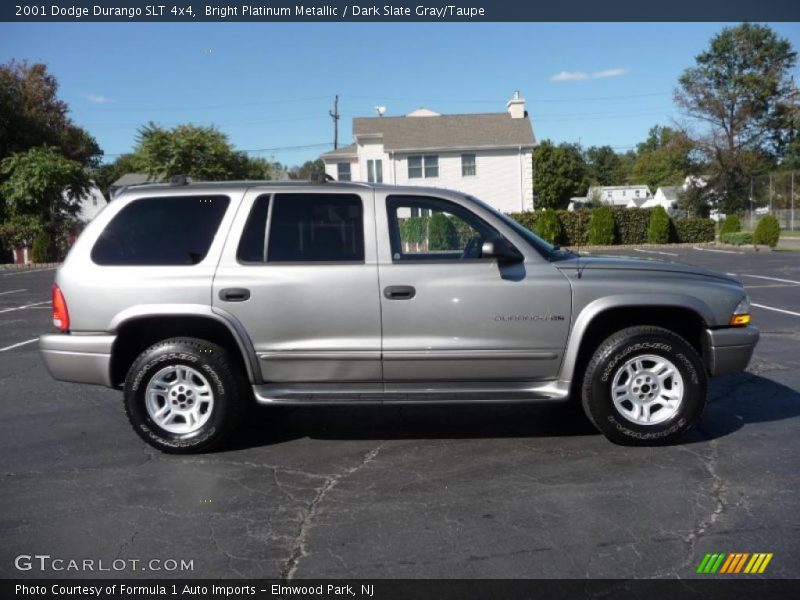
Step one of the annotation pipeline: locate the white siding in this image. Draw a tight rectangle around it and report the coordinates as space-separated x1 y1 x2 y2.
324 158 360 182
391 149 531 213
323 144 533 213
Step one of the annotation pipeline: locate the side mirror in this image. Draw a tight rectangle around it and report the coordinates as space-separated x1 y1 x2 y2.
481 237 524 264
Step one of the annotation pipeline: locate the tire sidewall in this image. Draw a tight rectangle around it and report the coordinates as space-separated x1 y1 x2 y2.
587 331 706 444
125 342 232 452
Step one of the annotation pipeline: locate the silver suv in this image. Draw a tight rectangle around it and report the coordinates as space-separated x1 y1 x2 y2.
40 181 758 452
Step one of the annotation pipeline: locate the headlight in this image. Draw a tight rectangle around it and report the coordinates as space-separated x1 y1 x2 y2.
730 295 751 326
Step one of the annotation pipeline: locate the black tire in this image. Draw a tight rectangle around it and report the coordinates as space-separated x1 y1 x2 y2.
124 337 248 454
581 326 707 446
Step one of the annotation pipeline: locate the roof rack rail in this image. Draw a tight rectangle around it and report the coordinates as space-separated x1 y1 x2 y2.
170 174 189 186
309 172 335 183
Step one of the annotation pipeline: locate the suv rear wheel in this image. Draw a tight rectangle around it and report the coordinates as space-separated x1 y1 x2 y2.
581 326 707 445
124 337 247 453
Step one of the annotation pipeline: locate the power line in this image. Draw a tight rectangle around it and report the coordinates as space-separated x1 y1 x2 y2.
83 95 332 112
342 91 672 104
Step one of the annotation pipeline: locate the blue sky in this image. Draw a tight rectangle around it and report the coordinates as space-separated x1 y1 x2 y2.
1 22 799 166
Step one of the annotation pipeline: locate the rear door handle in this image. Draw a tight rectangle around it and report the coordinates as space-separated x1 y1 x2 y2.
383 285 416 300
219 288 250 302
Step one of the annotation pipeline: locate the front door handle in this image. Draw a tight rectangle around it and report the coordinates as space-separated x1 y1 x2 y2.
219 288 250 302
383 285 416 300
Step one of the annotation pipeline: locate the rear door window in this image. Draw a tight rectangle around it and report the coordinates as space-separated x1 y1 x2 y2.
91 195 230 266
267 193 364 263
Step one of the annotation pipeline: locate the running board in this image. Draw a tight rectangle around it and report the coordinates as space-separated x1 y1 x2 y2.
252 381 571 406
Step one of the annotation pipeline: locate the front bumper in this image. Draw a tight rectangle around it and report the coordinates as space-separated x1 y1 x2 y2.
704 325 759 376
39 334 115 387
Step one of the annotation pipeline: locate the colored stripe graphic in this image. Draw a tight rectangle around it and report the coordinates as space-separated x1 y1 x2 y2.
700 553 774 574
734 553 750 573
719 554 736 573
759 554 773 573
711 553 726 573
697 554 712 573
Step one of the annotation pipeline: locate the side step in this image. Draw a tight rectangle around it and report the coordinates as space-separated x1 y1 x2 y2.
252 381 570 406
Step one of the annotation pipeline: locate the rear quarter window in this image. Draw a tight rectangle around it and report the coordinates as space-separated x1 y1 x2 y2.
91 195 230 266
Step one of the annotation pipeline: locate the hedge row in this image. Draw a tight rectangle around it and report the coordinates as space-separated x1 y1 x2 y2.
507 207 715 246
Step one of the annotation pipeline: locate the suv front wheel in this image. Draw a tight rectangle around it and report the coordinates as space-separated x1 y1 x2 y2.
581 326 708 445
124 337 247 453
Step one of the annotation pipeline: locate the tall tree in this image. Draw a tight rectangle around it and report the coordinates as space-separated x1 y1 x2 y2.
0 146 91 257
533 141 588 209
585 146 621 186
675 23 797 213
131 123 280 181
288 159 325 180
0 60 101 166
629 125 695 190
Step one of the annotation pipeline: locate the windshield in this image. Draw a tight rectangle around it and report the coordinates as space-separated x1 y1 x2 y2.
465 195 567 259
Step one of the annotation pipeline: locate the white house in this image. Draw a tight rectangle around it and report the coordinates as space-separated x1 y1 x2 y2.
73 183 107 223
321 92 536 213
586 185 653 208
645 186 681 213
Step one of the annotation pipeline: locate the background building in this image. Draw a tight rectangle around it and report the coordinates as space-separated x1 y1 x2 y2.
321 92 536 213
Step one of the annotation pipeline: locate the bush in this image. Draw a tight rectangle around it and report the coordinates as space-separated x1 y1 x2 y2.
673 217 715 243
611 207 651 244
588 206 615 245
508 211 539 233
30 230 54 263
399 216 427 246
753 215 780 248
721 232 753 246
534 209 562 244
719 215 742 236
428 213 459 250
453 217 476 247
557 209 590 246
647 206 671 244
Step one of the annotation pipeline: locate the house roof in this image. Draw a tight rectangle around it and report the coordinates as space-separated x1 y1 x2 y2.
657 186 680 201
319 143 358 160
588 184 651 193
350 112 535 152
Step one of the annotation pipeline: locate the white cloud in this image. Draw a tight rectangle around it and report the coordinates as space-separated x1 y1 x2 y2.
550 68 628 82
592 68 628 79
550 71 590 82
84 94 113 104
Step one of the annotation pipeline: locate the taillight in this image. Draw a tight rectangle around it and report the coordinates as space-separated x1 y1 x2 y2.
52 284 70 331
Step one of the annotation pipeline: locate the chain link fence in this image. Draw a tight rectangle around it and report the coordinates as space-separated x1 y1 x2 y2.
744 170 799 231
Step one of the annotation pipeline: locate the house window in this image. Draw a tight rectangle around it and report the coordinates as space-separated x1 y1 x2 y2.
635 190 640 197
367 159 383 183
408 155 438 179
336 163 351 182
607 191 612 199
622 190 626 197
461 154 476 177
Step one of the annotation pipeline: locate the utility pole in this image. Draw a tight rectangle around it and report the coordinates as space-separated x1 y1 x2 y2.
329 95 340 150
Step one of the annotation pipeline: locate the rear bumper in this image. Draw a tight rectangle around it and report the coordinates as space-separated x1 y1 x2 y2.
704 326 759 377
39 334 115 387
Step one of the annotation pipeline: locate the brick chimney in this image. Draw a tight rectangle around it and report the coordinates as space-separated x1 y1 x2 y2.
507 90 526 119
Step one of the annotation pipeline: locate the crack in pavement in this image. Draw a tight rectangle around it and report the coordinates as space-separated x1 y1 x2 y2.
280 443 385 580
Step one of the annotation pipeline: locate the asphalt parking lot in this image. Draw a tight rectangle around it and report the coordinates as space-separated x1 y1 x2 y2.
1 247 799 579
